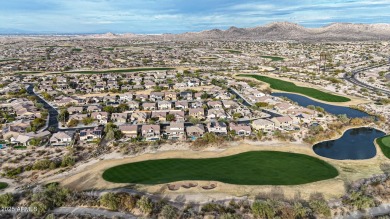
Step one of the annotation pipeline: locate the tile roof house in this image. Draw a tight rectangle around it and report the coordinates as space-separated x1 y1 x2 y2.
150 92 165 101
189 108 205 119
141 125 161 141
111 113 128 124
169 110 185 122
10 134 31 146
67 106 84 114
180 91 193 100
130 111 149 123
50 131 73 146
1 120 30 139
144 81 156 89
158 101 172 110
142 102 157 110
207 108 228 120
87 105 102 112
118 93 134 102
119 125 138 138
68 113 88 122
135 94 149 102
271 116 293 129
151 111 168 122
229 123 252 136
164 122 185 140
207 101 223 109
222 100 238 109
274 103 295 114
120 85 133 91
186 124 205 140
91 112 108 124
79 126 104 142
194 92 203 100
127 101 140 110
190 101 203 109
252 119 275 132
55 97 78 106
164 92 177 101
175 101 188 109
207 120 228 135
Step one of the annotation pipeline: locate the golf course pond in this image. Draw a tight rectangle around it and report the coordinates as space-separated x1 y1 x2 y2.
313 127 386 160
272 92 370 118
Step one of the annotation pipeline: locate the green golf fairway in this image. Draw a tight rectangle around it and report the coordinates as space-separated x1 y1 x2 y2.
103 151 338 185
377 135 390 159
261 56 284 61
238 74 350 102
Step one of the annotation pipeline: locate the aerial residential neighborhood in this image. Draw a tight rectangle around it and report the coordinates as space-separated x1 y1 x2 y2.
1 1 390 218
1 69 346 148
0 36 389 218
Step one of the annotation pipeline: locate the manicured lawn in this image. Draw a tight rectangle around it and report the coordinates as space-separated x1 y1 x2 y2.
61 67 175 74
0 58 19 62
377 135 390 159
102 151 338 185
261 55 284 61
225 49 242 54
15 71 42 74
72 48 82 52
238 74 351 102
14 146 27 149
0 182 8 190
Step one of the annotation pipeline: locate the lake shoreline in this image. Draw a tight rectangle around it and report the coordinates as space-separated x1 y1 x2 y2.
312 127 386 160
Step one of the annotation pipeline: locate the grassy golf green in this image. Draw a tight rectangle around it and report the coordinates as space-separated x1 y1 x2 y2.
0 182 8 190
102 151 338 185
261 55 284 61
377 135 390 159
238 74 351 102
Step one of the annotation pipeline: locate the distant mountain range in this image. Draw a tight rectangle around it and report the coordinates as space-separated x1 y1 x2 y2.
90 22 390 41
2 22 390 41
187 22 390 41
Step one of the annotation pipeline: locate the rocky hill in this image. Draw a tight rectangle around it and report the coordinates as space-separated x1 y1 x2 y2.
110 22 390 41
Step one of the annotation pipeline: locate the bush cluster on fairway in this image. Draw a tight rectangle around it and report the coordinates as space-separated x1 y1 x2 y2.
0 182 8 190
239 74 351 102
377 136 390 159
102 151 338 185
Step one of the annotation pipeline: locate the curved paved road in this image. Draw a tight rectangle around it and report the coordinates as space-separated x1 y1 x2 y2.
26 84 59 132
344 64 390 96
26 83 102 132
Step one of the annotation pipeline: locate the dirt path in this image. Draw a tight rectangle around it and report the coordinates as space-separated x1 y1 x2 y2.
52 207 137 219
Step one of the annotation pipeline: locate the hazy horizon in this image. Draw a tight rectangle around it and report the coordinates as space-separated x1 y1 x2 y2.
1 0 390 34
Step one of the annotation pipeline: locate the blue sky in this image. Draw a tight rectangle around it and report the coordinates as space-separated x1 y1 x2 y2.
0 0 389 34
